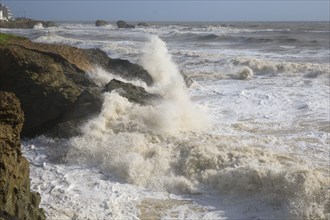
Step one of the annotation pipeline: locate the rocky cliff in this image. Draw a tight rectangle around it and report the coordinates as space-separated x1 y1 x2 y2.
0 33 153 138
0 92 45 220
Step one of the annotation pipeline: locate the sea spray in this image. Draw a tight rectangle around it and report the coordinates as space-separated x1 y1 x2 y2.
139 35 210 133
139 35 186 100
33 23 44 29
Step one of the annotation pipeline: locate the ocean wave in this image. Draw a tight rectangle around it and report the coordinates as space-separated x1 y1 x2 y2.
229 57 329 77
34 32 85 46
176 50 329 79
165 31 302 45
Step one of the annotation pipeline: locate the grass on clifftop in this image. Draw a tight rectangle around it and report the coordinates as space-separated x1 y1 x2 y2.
0 32 27 44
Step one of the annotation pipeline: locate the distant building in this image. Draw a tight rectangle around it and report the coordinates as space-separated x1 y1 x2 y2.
0 4 13 21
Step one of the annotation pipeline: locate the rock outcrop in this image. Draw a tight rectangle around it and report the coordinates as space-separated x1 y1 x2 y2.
85 48 153 86
0 33 103 137
104 79 160 105
0 18 55 29
0 33 154 137
95 20 109 27
0 92 45 220
116 20 135 28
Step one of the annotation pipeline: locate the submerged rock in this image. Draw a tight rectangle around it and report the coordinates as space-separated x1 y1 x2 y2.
137 22 148 27
0 92 45 220
95 20 109 27
116 20 135 28
104 79 161 105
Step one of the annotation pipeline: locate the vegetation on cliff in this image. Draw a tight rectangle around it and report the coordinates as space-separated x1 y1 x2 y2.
0 32 27 45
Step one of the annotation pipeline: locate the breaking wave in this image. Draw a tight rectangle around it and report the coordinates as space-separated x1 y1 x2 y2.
178 54 329 80
33 23 44 29
229 57 330 77
35 33 85 46
50 36 330 219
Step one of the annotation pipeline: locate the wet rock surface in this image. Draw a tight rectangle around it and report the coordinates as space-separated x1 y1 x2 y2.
104 79 161 105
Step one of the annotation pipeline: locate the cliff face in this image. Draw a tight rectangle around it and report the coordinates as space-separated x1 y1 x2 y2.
0 92 45 220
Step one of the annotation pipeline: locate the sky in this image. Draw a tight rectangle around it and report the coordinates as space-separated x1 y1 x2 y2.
2 0 330 22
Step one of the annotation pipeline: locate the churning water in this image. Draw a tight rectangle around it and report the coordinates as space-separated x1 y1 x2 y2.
2 21 329 219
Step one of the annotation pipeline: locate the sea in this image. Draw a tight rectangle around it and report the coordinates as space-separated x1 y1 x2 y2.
1 21 329 219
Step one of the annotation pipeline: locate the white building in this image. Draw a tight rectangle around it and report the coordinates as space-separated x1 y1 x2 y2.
0 4 12 21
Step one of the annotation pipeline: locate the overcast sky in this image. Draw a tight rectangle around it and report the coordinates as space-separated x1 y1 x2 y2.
3 0 329 22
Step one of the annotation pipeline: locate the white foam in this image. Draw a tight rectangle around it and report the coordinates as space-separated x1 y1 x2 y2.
33 23 44 29
138 35 210 133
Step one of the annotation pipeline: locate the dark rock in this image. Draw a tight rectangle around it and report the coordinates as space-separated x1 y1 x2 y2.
85 48 153 86
47 90 103 138
107 58 153 86
0 18 55 29
104 79 161 105
95 20 109 27
0 33 103 137
0 91 45 220
182 73 194 88
137 22 148 27
116 20 135 28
